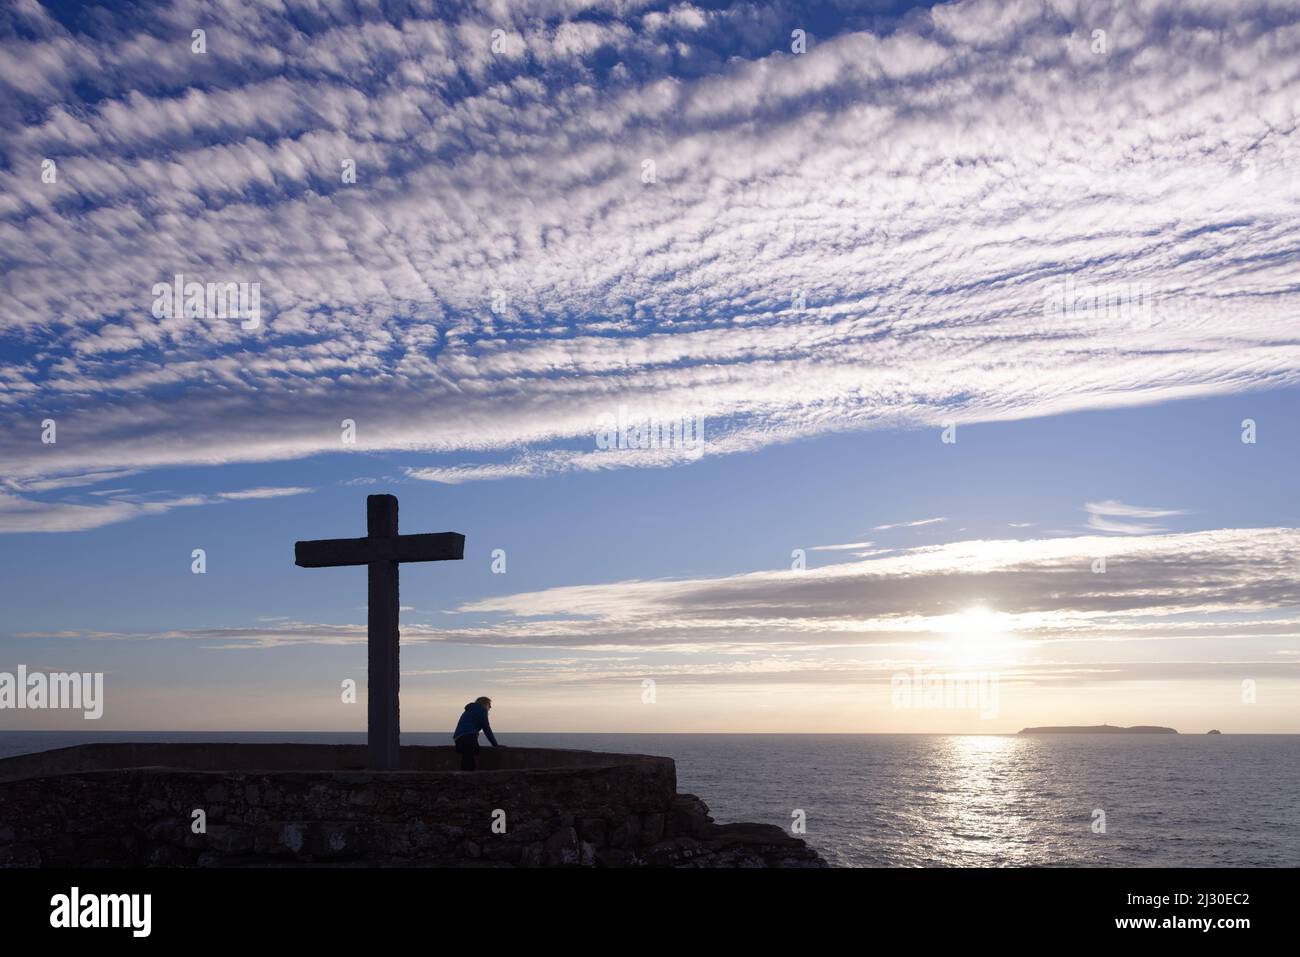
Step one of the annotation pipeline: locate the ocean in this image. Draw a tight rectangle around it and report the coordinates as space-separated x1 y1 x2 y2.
2 730 1296 867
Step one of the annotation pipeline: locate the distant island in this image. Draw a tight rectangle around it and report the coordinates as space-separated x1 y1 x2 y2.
1207 729 1222 735
1018 724 1178 734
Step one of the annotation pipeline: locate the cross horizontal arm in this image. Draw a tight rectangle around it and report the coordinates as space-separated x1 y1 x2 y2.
295 532 465 568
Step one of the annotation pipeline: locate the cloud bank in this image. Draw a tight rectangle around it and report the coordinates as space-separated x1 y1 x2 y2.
34 528 1300 656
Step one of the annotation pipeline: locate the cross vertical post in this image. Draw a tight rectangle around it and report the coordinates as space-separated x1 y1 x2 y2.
367 494 400 771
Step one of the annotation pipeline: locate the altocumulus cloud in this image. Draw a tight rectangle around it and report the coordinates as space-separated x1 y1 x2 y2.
1 0 1299 515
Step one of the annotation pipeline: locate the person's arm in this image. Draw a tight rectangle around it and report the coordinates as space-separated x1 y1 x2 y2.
481 715 501 747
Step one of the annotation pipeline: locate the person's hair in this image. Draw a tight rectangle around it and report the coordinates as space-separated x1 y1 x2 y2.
475 696 492 707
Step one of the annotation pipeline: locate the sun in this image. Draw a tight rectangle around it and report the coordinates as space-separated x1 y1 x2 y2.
942 605 1013 666
951 605 999 637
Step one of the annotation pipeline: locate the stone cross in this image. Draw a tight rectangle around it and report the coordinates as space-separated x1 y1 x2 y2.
295 494 464 770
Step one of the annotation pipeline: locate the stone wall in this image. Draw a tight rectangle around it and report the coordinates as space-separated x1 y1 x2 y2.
0 744 825 868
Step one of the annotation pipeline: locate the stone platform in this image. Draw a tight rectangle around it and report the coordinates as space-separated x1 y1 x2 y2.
0 743 826 867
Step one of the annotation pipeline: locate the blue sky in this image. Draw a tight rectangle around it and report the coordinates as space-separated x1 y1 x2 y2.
1 0 1299 732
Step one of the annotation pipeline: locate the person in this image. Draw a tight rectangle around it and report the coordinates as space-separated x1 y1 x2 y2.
452 696 503 770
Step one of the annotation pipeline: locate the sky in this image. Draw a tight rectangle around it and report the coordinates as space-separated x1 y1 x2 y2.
1 0 1298 734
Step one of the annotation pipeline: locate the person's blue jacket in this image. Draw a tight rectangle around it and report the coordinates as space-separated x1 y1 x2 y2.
453 701 499 746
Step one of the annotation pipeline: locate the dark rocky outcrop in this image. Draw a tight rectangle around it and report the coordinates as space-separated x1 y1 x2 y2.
0 743 825 868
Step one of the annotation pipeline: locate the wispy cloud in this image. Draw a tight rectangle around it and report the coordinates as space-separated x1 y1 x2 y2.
5 469 142 493
1084 500 1188 535
0 485 314 533
216 486 314 501
873 517 947 531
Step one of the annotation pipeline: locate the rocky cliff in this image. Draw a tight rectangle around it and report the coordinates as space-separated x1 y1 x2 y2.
0 743 826 868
